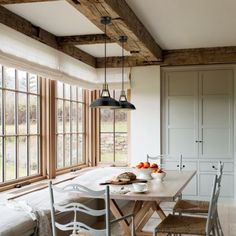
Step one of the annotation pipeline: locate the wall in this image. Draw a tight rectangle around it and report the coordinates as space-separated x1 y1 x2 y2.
130 66 161 165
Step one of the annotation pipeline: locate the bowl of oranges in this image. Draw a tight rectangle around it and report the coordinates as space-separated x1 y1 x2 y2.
151 168 166 182
134 162 158 180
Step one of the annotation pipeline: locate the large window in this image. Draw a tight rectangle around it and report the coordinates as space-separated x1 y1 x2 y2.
56 81 85 169
100 90 128 163
0 65 40 183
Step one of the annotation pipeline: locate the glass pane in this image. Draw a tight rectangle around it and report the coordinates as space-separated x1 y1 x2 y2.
5 136 16 181
0 65 2 87
100 133 114 162
18 136 27 178
71 86 77 101
57 135 63 169
115 110 128 132
57 81 63 98
29 95 38 133
72 134 77 165
18 71 27 91
78 88 83 101
65 134 70 167
115 133 128 163
0 138 2 182
0 90 2 134
114 90 120 100
29 136 38 175
64 101 70 133
5 67 15 89
71 102 77 133
78 103 84 133
5 91 15 135
28 74 38 93
57 99 63 133
64 84 70 99
78 134 84 163
18 93 27 134
100 109 114 132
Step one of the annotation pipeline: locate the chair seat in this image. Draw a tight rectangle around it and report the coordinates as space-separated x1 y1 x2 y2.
155 214 208 235
173 199 209 214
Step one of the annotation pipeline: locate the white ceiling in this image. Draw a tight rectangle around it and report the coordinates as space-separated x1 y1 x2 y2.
126 0 236 49
77 43 131 57
4 1 102 36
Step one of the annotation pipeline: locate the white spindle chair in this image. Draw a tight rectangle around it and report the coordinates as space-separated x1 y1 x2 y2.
48 181 135 236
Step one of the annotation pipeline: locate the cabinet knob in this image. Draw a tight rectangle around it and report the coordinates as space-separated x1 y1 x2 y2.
183 165 185 168
212 165 218 170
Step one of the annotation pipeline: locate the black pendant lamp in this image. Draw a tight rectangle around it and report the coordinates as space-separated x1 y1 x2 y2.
116 35 136 110
90 16 120 109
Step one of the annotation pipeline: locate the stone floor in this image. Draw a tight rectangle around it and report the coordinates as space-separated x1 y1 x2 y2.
112 202 236 236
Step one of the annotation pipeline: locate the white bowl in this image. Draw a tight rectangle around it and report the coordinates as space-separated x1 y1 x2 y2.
134 168 153 180
151 172 166 182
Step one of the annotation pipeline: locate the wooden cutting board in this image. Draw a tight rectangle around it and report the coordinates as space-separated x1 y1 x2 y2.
100 179 147 185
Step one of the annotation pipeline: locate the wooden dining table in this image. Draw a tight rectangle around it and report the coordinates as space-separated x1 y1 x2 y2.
72 168 196 236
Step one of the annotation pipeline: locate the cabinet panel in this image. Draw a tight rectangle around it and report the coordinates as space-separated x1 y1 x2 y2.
199 174 234 197
168 129 197 158
199 161 234 172
183 175 197 196
167 71 197 96
201 70 233 95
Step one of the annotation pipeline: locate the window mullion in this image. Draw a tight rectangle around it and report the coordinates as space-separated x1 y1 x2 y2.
62 84 65 168
2 68 5 182
70 86 72 167
26 73 30 176
15 69 18 179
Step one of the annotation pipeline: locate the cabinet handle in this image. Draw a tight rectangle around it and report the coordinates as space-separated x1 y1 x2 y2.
195 140 203 143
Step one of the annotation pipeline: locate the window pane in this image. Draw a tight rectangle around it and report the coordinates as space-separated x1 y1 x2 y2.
18 71 27 91
0 65 2 87
5 136 16 181
57 99 63 133
78 88 83 101
71 86 77 100
100 133 114 162
57 135 63 169
29 95 38 133
78 134 84 163
0 90 2 134
64 101 70 133
115 110 128 132
0 138 2 182
115 133 128 163
5 91 15 135
5 67 15 89
18 136 27 178
18 93 27 134
29 136 38 175
72 134 77 165
71 102 77 133
65 134 70 167
100 109 114 132
64 84 70 99
78 103 84 133
57 81 63 98
28 74 38 93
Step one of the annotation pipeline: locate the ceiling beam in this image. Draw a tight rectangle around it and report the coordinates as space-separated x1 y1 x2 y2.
96 46 236 68
0 0 56 4
57 34 115 46
0 6 96 67
66 0 162 61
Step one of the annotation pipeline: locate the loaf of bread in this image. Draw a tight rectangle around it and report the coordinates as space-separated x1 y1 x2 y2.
117 172 136 182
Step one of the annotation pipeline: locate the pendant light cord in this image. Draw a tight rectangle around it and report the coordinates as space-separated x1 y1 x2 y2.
122 39 124 92
104 22 107 85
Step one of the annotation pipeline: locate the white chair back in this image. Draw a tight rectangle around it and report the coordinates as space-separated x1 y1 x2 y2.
206 175 222 235
48 181 111 236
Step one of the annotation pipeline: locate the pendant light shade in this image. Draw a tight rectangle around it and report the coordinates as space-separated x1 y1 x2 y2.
115 35 136 110
90 16 120 109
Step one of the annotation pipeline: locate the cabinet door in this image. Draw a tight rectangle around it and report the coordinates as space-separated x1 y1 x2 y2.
199 70 233 159
165 71 199 159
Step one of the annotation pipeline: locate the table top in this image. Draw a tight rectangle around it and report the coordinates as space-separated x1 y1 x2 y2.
71 167 196 202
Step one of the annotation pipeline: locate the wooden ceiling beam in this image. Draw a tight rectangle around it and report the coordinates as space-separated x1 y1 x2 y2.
57 34 115 46
96 46 236 68
66 0 162 61
0 6 96 67
0 0 56 4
